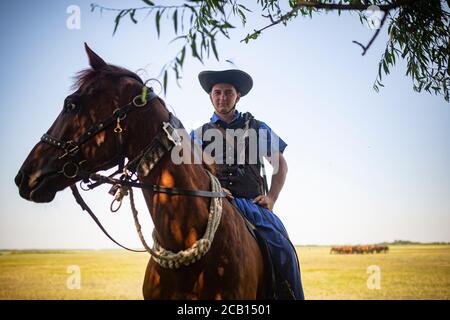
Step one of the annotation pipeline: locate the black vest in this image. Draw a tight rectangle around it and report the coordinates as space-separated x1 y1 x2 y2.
196 112 265 199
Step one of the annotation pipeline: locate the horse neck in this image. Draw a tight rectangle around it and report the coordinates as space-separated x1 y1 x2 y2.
131 98 212 252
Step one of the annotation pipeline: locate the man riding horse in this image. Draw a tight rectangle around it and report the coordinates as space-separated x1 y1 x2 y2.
15 44 304 299
191 69 305 300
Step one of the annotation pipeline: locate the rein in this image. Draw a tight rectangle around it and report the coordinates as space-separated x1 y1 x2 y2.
40 86 227 266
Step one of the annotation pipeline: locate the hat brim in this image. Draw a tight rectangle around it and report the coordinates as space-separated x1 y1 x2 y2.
198 70 253 96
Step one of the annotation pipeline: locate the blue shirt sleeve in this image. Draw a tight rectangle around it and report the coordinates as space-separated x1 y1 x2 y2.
258 121 287 156
190 129 203 148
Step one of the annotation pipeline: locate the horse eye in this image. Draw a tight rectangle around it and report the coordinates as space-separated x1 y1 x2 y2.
64 102 77 112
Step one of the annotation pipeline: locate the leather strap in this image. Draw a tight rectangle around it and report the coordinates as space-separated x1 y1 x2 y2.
70 184 146 252
89 173 227 198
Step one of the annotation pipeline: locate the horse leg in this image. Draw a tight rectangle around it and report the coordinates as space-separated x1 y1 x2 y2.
142 259 162 299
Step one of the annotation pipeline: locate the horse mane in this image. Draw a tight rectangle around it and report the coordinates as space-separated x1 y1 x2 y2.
72 65 144 92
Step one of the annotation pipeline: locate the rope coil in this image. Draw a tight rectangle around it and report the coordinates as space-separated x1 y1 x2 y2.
130 171 223 269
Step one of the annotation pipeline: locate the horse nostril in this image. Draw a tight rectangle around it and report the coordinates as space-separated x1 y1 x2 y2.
14 171 24 188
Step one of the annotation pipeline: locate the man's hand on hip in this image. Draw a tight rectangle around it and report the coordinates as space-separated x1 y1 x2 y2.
222 187 234 200
253 195 275 211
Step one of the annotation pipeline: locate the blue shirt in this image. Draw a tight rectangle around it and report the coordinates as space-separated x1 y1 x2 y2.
190 110 287 156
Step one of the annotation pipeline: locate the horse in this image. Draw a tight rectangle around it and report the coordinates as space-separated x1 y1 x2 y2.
14 43 270 300
330 247 339 254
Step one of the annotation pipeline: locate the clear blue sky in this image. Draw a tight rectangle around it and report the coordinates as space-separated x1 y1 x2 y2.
0 1 448 249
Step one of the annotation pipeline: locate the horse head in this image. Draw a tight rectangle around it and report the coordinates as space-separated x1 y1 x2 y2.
15 43 164 203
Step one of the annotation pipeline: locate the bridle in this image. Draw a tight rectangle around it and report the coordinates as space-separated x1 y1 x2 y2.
39 86 226 255
41 88 152 181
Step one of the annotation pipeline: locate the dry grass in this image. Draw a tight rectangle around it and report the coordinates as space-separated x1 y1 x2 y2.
0 245 449 300
0 250 147 299
299 245 450 299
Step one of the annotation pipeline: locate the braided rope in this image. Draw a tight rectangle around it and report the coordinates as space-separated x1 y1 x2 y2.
130 171 223 269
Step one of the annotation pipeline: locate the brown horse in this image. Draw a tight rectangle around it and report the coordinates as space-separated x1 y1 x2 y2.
14 44 269 299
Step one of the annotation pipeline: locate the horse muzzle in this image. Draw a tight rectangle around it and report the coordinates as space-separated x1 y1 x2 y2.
15 169 57 203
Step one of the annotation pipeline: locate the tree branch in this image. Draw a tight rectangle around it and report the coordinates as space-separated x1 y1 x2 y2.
90 3 194 12
295 0 420 12
352 12 388 56
243 0 421 50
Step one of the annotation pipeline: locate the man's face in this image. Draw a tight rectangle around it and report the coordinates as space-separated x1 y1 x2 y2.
210 83 241 115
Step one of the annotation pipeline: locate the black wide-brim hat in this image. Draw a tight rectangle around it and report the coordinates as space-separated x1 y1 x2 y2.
198 69 253 96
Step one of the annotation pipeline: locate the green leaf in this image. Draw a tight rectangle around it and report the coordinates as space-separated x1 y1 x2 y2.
142 0 154 5
191 34 200 60
173 10 178 34
238 4 252 12
242 30 261 44
156 10 161 38
180 46 186 66
383 60 389 75
378 62 383 81
211 37 219 60
169 35 187 45
238 9 247 25
173 64 180 81
113 10 127 35
163 70 168 95
222 21 235 29
216 3 225 15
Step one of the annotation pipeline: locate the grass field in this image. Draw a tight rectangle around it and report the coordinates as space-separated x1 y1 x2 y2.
1 245 449 300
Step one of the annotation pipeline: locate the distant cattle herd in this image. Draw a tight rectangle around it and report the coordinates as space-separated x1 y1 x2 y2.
330 245 389 254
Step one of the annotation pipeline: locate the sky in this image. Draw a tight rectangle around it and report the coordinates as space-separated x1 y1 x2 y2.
0 0 448 249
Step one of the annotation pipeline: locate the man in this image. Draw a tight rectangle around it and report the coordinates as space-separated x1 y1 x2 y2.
191 69 304 300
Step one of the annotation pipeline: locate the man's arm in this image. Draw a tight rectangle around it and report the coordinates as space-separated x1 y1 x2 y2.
254 152 288 211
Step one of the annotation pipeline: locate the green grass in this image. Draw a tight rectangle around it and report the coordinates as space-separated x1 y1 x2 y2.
0 245 449 299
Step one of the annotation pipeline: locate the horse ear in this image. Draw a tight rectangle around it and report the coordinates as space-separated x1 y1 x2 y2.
84 43 107 70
